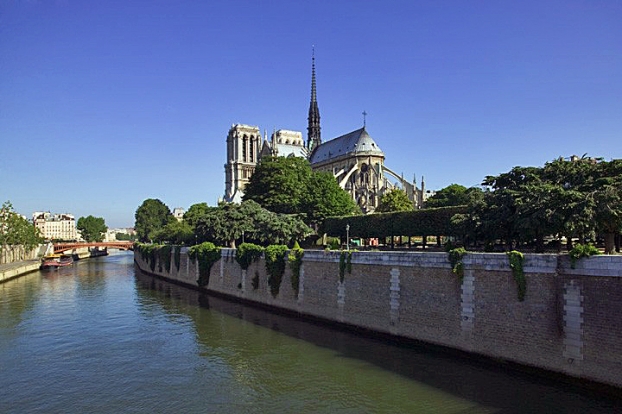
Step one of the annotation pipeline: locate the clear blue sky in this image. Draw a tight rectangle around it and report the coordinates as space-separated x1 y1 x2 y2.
1 1 620 228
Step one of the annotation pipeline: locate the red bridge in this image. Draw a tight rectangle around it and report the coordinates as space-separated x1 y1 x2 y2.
53 241 134 254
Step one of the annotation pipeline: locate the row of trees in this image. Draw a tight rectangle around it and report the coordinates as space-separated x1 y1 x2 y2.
445 157 621 254
135 198 312 247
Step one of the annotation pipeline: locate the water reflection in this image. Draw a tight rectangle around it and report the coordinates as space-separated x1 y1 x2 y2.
135 268 622 414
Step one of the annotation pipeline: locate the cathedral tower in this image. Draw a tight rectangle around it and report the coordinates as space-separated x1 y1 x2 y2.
307 48 321 152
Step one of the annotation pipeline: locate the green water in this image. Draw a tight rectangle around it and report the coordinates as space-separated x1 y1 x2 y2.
0 252 619 413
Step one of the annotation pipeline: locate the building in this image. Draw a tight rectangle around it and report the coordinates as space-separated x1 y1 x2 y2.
32 212 78 241
223 51 426 212
172 207 185 221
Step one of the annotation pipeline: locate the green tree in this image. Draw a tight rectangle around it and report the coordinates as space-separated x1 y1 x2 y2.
243 156 311 214
135 198 172 242
153 216 194 245
0 201 42 250
302 171 359 223
77 215 108 242
244 156 358 224
376 189 413 213
184 202 211 228
426 184 482 208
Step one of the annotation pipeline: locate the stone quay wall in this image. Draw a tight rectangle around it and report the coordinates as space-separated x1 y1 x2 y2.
134 249 622 389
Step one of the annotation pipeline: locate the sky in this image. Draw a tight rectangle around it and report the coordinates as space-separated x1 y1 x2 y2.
1 0 621 228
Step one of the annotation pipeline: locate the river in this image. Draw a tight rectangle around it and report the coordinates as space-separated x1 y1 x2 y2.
0 252 620 413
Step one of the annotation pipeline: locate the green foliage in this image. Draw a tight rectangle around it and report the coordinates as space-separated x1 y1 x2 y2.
135 199 172 242
265 244 288 297
153 217 193 245
507 250 526 301
183 202 211 228
288 242 304 297
195 200 311 248
173 245 181 271
156 245 172 272
448 247 467 280
77 215 108 242
322 206 467 239
569 243 601 269
376 189 413 213
426 184 483 209
189 242 221 287
0 201 43 250
243 156 358 224
339 250 353 283
135 243 158 272
236 243 264 270
115 232 136 241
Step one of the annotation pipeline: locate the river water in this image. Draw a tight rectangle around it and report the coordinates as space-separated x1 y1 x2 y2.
0 252 620 413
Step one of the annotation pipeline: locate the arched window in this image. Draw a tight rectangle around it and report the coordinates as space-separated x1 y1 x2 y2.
242 136 248 162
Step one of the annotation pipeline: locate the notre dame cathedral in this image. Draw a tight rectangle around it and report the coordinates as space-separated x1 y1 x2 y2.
223 51 427 213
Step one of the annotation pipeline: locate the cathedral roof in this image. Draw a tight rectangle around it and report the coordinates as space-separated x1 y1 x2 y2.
309 127 384 164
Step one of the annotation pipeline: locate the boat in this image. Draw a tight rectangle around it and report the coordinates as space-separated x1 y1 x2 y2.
40 254 74 270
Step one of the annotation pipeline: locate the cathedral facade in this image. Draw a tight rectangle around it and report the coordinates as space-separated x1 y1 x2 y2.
223 52 426 212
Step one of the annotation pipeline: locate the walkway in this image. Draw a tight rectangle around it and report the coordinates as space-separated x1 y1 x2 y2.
0 259 41 283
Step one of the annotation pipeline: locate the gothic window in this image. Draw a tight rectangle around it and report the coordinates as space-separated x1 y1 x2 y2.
242 136 248 162
249 137 254 162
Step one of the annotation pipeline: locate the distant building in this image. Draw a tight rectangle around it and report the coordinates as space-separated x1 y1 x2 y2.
172 207 185 221
223 50 426 212
32 212 77 241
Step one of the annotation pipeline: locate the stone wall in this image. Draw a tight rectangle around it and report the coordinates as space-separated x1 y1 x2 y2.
134 249 622 389
1 244 49 264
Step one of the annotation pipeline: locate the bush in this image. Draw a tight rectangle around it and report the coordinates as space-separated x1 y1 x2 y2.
507 250 526 301
288 242 304 297
569 243 600 269
265 245 288 297
235 243 264 270
448 247 467 280
189 242 221 287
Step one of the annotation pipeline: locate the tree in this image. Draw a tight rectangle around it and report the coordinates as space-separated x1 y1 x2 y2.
376 189 413 213
0 201 42 250
425 184 482 208
244 156 358 224
135 199 172 242
77 215 108 242
153 216 194 245
302 171 359 223
243 156 311 214
184 202 211 228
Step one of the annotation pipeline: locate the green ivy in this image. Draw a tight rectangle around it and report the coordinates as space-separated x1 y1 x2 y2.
174 245 181 271
265 244 288 297
236 243 264 270
569 243 600 269
157 245 172 273
507 250 526 301
339 250 353 283
448 247 467 280
288 242 304 297
189 242 221 287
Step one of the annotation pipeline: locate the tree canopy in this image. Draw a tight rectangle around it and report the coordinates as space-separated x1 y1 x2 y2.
134 198 172 242
0 201 42 250
376 189 413 213
425 184 483 208
243 156 359 224
77 215 108 242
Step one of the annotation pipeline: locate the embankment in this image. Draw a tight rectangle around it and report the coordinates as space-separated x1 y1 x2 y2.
134 248 622 390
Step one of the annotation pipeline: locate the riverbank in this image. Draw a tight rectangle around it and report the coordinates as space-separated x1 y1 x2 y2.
0 248 109 284
135 247 622 391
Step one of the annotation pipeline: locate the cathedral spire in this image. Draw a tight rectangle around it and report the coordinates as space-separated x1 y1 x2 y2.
307 46 321 152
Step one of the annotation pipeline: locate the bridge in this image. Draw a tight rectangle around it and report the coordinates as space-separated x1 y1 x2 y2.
53 241 134 254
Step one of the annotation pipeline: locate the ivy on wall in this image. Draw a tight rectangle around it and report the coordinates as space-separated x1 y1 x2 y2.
189 242 221 287
339 251 353 283
507 250 526 301
448 247 466 280
265 245 288 298
236 243 264 270
174 245 181 272
157 245 172 273
569 243 600 269
288 242 304 297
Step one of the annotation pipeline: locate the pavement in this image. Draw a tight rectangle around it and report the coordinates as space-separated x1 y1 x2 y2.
0 259 41 283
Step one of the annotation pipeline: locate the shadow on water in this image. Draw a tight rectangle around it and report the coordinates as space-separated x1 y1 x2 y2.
134 268 622 413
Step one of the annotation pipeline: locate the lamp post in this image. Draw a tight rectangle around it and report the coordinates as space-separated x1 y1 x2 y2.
346 224 350 251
